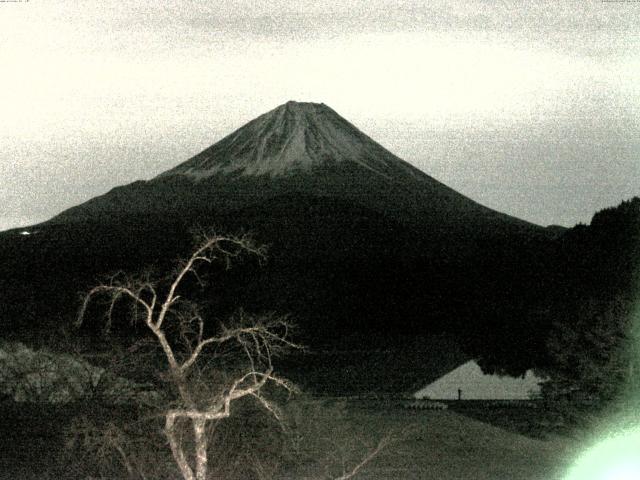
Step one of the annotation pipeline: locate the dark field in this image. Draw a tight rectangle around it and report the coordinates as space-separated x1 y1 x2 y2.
0 398 578 480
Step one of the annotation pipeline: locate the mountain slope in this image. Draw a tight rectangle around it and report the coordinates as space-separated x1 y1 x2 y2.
0 101 567 392
159 101 425 181
49 101 537 236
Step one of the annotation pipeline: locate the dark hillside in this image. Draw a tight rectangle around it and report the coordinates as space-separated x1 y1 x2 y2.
2 103 634 394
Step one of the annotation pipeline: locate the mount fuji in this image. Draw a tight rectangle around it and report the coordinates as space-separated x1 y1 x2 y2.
160 101 424 179
0 101 560 392
49 101 537 237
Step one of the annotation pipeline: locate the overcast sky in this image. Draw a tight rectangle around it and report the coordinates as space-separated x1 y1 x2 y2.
1 0 638 230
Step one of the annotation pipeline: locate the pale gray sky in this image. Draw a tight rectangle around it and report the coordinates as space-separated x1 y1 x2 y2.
1 0 638 230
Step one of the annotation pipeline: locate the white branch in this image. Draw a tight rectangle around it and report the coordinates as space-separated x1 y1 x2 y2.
78 284 153 330
77 233 293 480
333 434 393 480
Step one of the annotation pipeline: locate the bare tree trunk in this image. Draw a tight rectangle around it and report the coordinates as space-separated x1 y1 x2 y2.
194 418 208 480
166 414 195 480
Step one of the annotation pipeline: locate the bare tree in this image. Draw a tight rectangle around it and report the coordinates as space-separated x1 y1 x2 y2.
78 233 299 480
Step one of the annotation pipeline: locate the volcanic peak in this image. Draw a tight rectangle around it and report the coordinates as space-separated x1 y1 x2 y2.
159 101 425 181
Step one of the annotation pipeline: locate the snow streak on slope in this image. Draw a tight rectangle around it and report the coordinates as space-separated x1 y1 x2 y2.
159 101 427 182
44 100 539 230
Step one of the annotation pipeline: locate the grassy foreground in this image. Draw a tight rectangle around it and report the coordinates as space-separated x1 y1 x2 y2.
0 398 577 479
283 398 578 480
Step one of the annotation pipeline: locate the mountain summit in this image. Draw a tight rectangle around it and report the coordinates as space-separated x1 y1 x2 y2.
48 100 538 233
160 101 425 182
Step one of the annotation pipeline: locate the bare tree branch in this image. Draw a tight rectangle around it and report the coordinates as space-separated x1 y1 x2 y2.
333 433 394 480
77 232 297 480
